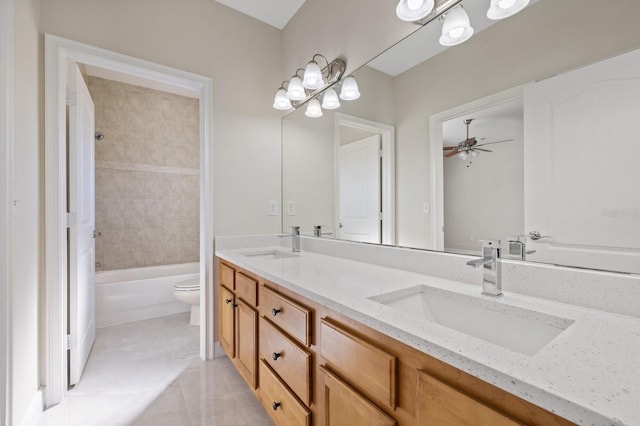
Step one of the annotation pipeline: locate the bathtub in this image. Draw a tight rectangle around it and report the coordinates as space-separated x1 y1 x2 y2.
95 262 199 328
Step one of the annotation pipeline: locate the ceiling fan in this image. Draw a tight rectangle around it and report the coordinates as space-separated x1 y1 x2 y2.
443 118 513 164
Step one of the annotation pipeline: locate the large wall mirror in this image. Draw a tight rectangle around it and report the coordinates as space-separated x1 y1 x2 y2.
282 0 640 275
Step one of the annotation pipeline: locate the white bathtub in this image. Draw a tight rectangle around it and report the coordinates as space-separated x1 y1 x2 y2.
95 262 199 328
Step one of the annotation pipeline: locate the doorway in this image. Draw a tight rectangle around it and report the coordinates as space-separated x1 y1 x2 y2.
334 113 395 245
44 35 214 407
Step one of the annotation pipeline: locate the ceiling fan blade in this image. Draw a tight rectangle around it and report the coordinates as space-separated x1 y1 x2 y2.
474 148 492 152
463 137 477 146
444 150 460 158
443 146 458 150
475 138 513 147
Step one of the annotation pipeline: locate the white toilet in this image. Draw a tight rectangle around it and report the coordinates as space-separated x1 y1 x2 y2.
173 278 200 326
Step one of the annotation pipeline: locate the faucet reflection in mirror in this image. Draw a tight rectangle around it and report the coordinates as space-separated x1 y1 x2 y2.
272 54 360 118
396 0 530 46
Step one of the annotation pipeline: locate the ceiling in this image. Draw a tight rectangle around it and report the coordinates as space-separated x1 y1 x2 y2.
214 0 306 29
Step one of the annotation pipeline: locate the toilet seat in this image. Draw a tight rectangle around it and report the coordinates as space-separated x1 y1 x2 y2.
174 278 200 291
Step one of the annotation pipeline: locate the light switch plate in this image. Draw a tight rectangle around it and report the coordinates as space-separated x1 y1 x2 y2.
287 201 296 216
268 200 278 216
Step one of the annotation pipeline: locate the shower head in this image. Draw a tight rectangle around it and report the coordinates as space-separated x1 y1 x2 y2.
95 131 105 141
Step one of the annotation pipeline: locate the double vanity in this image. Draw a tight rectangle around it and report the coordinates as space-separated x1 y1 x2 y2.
215 235 640 426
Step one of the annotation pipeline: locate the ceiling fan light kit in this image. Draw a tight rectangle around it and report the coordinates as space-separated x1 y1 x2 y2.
395 0 531 47
443 118 513 167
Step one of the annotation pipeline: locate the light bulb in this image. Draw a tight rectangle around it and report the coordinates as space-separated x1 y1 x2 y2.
272 88 292 110
439 5 474 46
470 150 478 158
305 98 323 118
286 76 306 101
339 76 360 101
302 60 324 90
396 0 435 22
457 151 468 160
321 88 341 110
487 0 530 20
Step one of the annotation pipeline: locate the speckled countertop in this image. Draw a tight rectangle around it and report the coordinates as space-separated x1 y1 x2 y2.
216 245 640 426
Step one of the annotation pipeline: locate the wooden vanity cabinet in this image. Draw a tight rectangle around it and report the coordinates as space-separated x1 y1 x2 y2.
219 284 235 358
217 258 576 426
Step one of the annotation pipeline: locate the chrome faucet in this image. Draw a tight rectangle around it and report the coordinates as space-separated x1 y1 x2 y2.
466 240 502 297
313 225 322 237
291 226 301 252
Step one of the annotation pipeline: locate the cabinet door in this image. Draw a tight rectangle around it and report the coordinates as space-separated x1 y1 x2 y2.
235 299 258 389
321 366 396 426
416 370 522 426
219 285 235 358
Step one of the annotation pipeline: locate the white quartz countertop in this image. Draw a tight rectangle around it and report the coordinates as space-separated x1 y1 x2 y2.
216 246 640 426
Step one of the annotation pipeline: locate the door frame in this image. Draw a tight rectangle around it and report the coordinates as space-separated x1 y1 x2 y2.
428 84 527 251
44 34 215 407
0 0 14 422
334 113 396 245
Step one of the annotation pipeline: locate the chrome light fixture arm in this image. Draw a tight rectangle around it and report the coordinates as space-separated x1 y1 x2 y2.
290 57 346 109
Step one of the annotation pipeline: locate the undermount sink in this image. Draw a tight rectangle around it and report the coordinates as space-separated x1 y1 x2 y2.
242 249 300 260
369 285 573 356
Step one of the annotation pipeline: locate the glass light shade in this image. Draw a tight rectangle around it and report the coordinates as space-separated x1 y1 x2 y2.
272 88 292 110
286 76 306 101
470 150 478 158
396 0 435 22
487 0 530 20
302 60 324 90
321 88 341 110
439 5 474 46
339 76 360 101
305 98 323 118
457 151 468 160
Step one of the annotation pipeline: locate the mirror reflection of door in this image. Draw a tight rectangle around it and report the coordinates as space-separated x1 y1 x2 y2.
442 99 524 255
338 132 382 243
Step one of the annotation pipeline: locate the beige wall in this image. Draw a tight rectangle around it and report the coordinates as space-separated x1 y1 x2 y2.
88 77 200 271
12 0 41 423
41 0 284 237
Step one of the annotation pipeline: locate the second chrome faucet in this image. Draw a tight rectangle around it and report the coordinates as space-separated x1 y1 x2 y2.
466 240 502 297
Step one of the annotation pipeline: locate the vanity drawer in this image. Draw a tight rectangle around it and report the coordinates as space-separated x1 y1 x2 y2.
320 318 397 410
259 359 311 426
260 285 311 347
220 262 235 290
321 366 396 426
259 316 312 406
236 272 258 306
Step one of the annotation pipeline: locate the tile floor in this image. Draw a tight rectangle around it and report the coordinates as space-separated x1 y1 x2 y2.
39 313 272 426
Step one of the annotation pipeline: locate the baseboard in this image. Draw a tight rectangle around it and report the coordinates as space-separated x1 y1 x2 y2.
213 341 227 359
18 389 42 426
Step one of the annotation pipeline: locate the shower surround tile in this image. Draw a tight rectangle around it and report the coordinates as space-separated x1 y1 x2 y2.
88 76 200 271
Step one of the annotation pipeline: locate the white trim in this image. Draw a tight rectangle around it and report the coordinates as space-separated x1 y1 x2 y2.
334 113 396 245
0 0 13 423
428 84 529 251
44 34 215 407
17 390 41 426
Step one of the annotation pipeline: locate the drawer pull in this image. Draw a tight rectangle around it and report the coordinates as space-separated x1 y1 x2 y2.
225 298 232 304
272 352 282 361
272 401 281 411
271 308 281 316
232 303 238 309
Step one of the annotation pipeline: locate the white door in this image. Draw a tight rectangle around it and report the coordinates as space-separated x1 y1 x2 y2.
338 135 381 243
524 48 640 273
68 63 96 385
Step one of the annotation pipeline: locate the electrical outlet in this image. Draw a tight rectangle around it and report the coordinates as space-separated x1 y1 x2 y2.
287 201 296 216
422 202 430 214
268 200 278 216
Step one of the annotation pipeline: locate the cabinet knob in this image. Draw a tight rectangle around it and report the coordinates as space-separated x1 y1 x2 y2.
271 308 281 316
272 352 282 361
225 298 232 304
272 402 281 411
232 303 238 309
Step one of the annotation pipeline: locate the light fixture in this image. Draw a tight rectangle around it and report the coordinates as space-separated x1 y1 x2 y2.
273 54 360 117
286 74 306 101
339 76 360 101
396 0 435 22
272 86 292 110
439 5 474 47
487 0 530 20
322 88 341 110
302 55 327 90
457 150 468 160
305 98 323 118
